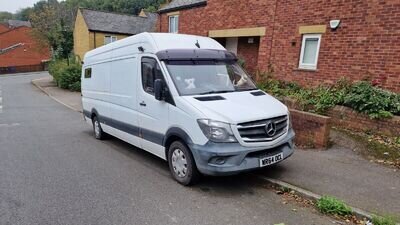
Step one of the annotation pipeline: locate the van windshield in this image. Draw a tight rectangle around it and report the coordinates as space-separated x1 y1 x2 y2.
165 60 257 96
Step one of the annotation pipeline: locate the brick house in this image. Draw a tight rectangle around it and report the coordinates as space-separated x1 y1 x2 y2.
0 24 9 33
158 0 400 92
0 26 50 74
73 8 158 60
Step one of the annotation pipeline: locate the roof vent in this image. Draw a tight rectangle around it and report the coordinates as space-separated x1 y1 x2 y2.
195 96 225 101
250 91 266 96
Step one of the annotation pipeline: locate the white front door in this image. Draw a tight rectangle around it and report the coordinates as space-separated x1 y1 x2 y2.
137 56 170 159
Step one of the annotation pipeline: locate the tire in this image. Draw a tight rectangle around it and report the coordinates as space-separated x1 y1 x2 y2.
168 141 200 186
92 115 106 140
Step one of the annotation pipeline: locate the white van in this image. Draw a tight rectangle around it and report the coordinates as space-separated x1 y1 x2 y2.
82 32 295 185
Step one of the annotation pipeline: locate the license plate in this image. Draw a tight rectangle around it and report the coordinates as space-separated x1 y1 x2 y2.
260 153 284 167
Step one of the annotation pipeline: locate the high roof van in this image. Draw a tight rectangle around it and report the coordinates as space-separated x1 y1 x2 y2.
82 32 295 185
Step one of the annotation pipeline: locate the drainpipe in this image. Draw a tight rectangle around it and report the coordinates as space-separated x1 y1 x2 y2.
268 0 279 72
93 32 96 48
159 13 162 32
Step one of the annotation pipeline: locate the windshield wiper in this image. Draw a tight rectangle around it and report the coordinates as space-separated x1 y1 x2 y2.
198 90 235 95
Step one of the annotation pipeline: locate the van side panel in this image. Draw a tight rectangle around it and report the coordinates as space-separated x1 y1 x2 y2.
82 60 111 123
107 56 142 148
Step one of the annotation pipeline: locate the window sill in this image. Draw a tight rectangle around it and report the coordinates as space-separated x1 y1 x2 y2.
293 68 318 72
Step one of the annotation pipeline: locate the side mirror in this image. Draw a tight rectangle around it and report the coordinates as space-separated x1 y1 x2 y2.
154 79 164 101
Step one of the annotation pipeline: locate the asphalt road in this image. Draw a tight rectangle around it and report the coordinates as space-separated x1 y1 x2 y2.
0 73 335 225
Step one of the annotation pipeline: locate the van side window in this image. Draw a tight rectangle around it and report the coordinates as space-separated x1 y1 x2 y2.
84 68 92 79
141 57 163 95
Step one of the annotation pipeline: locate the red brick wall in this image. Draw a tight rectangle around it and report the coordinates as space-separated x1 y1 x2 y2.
290 109 331 149
159 0 277 78
270 0 400 92
0 26 50 67
159 0 276 34
158 0 400 92
283 97 399 137
237 37 259 77
327 106 400 137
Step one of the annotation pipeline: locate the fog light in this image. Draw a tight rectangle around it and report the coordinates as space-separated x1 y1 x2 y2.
209 156 226 165
215 157 226 165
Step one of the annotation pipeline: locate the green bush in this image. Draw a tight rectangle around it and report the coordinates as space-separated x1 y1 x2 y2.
258 77 400 119
69 81 81 92
58 64 81 91
48 60 68 85
316 196 352 216
48 59 82 92
342 82 400 119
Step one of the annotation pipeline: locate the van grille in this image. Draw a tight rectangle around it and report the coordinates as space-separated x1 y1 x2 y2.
237 115 288 142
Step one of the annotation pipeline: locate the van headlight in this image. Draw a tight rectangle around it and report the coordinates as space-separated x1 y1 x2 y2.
197 119 237 143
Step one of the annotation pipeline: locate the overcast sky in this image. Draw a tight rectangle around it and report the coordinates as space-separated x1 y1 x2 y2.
0 0 41 13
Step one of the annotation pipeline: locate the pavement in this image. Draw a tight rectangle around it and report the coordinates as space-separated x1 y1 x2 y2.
31 73 400 217
0 72 341 225
258 145 400 216
31 74 83 112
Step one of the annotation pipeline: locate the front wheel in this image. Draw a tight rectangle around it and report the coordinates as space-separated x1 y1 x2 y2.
168 141 200 186
92 116 106 140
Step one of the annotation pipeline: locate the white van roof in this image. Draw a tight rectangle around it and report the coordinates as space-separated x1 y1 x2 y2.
84 32 225 61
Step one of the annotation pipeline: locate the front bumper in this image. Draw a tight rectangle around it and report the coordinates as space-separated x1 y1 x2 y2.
189 128 295 176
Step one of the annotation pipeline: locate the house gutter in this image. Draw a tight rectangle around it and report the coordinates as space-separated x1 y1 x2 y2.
88 29 135 36
158 1 207 14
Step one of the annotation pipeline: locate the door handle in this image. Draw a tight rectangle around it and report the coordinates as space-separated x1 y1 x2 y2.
139 101 146 107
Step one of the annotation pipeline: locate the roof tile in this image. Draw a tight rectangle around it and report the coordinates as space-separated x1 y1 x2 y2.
159 0 207 13
80 8 158 35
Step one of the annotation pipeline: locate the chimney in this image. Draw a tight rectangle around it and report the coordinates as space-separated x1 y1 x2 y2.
160 0 173 9
139 9 147 17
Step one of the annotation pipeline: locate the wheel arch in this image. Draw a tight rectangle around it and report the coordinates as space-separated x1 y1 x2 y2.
163 127 193 160
90 108 99 120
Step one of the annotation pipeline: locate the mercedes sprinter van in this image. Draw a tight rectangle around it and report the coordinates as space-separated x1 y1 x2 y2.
82 33 295 185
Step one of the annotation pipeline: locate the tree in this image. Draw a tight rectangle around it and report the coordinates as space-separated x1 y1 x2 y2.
28 0 166 59
29 0 73 59
0 11 13 22
14 8 33 21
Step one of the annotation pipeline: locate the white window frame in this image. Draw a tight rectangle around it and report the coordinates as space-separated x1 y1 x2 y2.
104 36 118 45
168 15 179 33
299 34 321 70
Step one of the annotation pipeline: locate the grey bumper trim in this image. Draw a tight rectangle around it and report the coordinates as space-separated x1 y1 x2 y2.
189 129 295 175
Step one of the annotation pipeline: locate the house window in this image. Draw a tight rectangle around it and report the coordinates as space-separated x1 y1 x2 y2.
299 34 321 70
84 68 92 79
168 15 179 33
104 36 117 45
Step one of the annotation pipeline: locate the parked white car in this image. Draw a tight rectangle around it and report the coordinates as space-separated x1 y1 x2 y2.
82 32 295 185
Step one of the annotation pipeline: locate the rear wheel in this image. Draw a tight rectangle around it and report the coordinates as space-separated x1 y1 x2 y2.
168 141 200 186
92 116 106 140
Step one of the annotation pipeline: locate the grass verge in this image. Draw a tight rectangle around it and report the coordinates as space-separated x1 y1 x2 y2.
316 195 352 216
372 214 398 225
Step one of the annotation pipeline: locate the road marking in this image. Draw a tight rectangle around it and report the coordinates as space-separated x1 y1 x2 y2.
0 123 20 128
